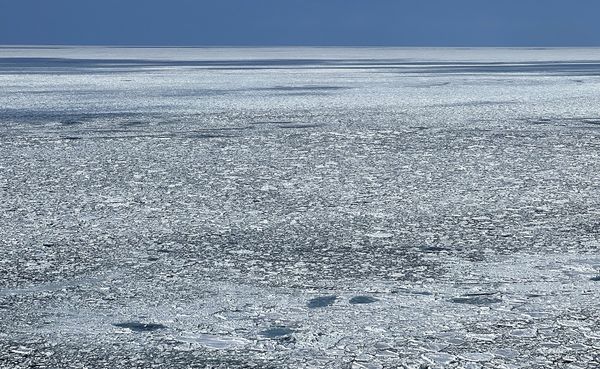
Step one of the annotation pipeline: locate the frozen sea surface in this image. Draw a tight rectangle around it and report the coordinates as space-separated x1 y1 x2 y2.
1 47 600 368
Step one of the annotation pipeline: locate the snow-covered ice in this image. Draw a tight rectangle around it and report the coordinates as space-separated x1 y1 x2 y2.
1 46 600 368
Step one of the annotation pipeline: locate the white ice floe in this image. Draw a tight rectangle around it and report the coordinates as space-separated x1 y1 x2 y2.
177 333 249 350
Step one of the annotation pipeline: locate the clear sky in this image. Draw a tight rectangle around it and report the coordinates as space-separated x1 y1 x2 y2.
1 0 599 46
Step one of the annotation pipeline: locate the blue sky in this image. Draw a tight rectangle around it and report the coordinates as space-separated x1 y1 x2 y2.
1 0 599 46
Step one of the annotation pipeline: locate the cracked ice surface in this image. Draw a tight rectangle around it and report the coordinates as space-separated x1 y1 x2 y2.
1 47 600 368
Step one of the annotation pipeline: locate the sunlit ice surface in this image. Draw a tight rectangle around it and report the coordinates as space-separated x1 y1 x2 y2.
1 46 600 368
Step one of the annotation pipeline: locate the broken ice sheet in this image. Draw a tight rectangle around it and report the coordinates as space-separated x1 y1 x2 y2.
4 47 600 368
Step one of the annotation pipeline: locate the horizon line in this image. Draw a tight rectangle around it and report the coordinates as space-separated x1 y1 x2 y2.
3 44 600 49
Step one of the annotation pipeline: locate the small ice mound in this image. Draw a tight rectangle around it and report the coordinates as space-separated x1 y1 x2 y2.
259 327 294 339
349 296 379 305
422 352 456 366
112 322 166 332
365 231 393 239
260 184 277 192
459 352 495 362
509 328 537 338
450 295 502 305
307 295 337 309
352 361 384 369
177 333 249 350
493 348 520 359
411 290 433 296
